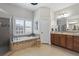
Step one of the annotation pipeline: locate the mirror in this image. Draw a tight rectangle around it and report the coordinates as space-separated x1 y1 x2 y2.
67 18 79 33
57 17 67 32
56 17 79 33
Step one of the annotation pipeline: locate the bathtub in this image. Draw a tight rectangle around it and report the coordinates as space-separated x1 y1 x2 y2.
12 36 40 43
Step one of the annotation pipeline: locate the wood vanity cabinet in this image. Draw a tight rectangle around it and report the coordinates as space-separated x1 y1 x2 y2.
51 33 79 52
51 33 66 47
51 33 60 45
66 35 74 49
59 34 66 47
73 36 79 52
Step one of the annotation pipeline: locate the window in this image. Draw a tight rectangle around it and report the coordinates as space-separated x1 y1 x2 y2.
25 20 32 35
14 18 32 36
15 19 24 35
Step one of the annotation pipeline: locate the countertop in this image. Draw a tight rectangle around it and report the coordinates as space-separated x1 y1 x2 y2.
51 31 79 36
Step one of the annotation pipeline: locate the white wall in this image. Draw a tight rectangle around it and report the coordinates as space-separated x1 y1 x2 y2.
33 7 51 44
33 8 61 33
0 3 33 20
50 8 57 31
33 7 51 34
33 9 40 34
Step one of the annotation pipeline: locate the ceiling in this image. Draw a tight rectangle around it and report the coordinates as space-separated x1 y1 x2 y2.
12 3 75 11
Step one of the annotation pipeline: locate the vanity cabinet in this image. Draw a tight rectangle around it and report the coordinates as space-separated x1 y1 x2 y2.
74 36 79 52
59 34 66 47
51 34 66 47
51 34 60 45
66 35 74 49
51 33 79 52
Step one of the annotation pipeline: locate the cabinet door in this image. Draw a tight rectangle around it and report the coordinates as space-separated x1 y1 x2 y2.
74 36 79 52
51 34 56 44
51 34 60 45
66 35 74 49
60 34 66 47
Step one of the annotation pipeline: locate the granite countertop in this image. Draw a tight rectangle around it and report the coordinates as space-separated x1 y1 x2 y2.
51 31 79 36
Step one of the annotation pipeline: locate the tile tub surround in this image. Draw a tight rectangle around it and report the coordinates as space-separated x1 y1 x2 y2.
10 36 40 51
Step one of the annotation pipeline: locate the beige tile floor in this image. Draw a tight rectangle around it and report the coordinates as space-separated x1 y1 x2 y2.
10 44 79 56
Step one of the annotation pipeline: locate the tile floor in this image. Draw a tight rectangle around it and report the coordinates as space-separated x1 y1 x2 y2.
10 44 79 56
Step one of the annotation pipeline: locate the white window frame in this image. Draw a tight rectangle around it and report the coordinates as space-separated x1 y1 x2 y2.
13 17 32 36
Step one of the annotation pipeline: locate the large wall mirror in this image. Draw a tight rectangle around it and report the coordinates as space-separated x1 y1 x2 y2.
56 16 79 33
55 4 79 33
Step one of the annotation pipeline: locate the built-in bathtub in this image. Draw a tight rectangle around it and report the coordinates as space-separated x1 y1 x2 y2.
10 35 40 51
12 36 40 43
